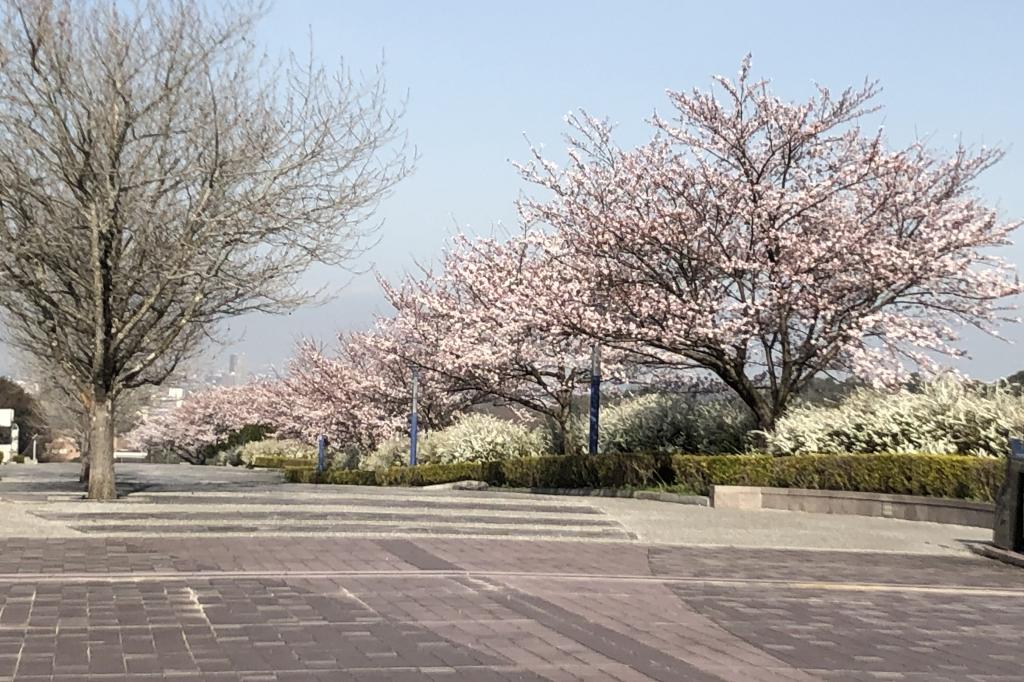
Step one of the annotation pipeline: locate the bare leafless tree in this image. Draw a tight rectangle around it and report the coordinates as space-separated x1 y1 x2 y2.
21 352 157 477
0 0 410 498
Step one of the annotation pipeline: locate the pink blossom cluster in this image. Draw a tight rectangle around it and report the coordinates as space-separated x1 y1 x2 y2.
381 235 607 452
133 58 1021 449
128 328 473 459
126 384 268 460
505 57 1020 428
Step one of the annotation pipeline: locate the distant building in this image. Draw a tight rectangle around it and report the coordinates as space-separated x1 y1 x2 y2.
226 353 248 387
0 408 14 461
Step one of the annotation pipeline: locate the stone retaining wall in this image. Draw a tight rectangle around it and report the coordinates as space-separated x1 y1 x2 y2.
710 486 994 528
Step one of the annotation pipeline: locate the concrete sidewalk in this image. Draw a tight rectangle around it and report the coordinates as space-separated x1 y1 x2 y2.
0 463 1018 681
1 464 993 555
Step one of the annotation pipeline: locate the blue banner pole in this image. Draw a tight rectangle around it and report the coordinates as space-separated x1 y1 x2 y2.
588 344 601 455
409 368 419 466
316 434 327 474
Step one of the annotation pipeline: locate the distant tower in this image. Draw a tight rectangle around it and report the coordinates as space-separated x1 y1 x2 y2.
227 353 248 386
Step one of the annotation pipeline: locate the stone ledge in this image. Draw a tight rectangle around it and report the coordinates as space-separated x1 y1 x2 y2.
422 480 490 491
967 542 1024 569
711 485 993 527
492 487 710 506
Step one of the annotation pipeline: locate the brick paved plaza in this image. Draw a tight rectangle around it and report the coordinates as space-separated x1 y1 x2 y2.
0 465 1021 681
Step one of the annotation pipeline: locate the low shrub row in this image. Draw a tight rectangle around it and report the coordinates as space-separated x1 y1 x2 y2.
284 463 489 486
285 468 378 485
250 455 315 469
284 452 1004 502
671 453 1003 501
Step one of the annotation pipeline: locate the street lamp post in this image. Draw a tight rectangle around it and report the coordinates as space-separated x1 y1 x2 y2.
409 367 419 466
588 343 601 455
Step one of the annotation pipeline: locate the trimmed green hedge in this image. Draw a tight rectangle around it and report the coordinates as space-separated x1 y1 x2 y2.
284 468 378 485
327 469 379 485
770 453 1002 500
671 453 1003 502
496 453 670 488
671 455 775 493
250 456 315 469
285 463 490 486
284 452 1004 502
377 462 491 486
284 467 315 483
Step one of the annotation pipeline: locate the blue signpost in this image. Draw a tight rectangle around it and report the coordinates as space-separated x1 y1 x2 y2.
316 434 327 474
409 367 419 466
588 344 601 455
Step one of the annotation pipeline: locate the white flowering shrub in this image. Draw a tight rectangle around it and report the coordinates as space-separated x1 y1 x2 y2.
234 438 315 465
596 393 754 454
361 436 409 471
421 413 549 464
360 414 548 468
765 378 1023 457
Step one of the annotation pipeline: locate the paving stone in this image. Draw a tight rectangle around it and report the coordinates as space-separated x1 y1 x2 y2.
0 464 1022 680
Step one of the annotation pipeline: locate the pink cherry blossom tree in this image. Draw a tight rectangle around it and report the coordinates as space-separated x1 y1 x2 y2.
129 325 473 462
127 384 269 462
382 235 602 453
343 322 480 432
272 329 472 451
516 57 1021 431
268 340 396 450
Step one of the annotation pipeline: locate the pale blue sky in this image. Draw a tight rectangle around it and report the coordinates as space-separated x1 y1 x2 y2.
223 0 1024 379
5 1 1024 380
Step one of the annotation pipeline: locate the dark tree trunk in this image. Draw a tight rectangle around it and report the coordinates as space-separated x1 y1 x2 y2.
87 390 116 500
78 417 92 484
547 396 577 455
717 367 782 435
79 453 90 484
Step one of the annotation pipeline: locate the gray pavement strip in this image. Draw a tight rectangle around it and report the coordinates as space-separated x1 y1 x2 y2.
36 510 619 527
66 523 636 539
0 568 1021 596
462 574 725 682
111 493 604 514
376 539 461 571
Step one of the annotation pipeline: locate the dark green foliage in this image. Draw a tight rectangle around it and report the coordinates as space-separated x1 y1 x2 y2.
283 467 316 483
250 455 314 469
377 462 485 486
283 451 1001 502
283 463 486 486
324 469 379 485
286 468 377 485
497 453 668 488
229 424 272 447
197 423 270 465
670 455 776 493
144 449 183 464
671 453 1003 501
